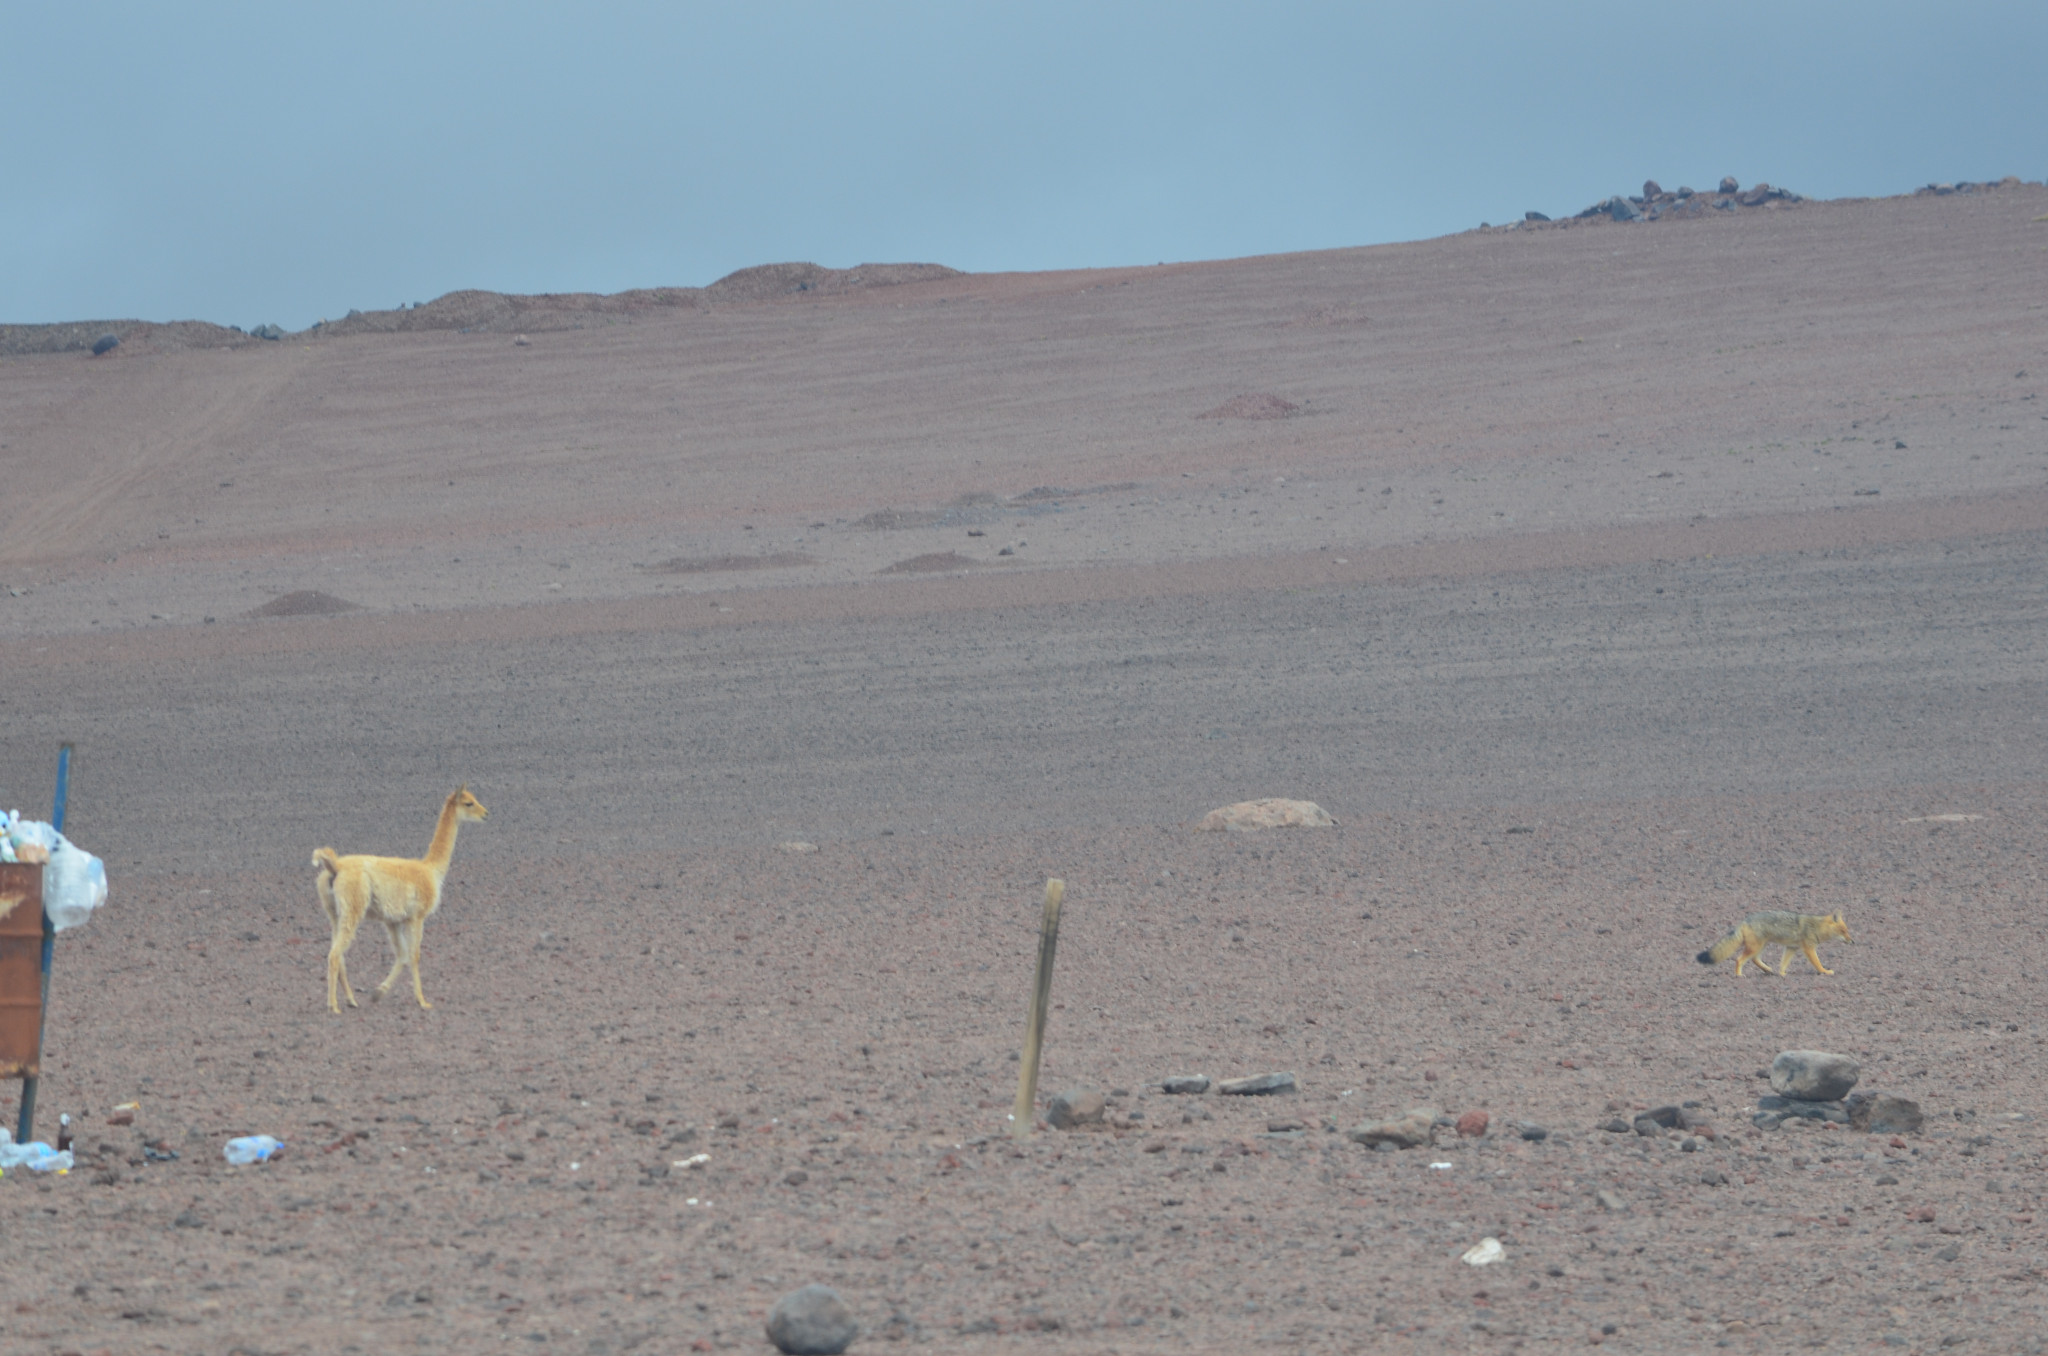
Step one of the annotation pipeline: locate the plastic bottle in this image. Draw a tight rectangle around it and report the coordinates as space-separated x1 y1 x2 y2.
223 1135 283 1165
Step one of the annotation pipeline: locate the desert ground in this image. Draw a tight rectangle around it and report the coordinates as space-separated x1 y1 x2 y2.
3 182 2048 1354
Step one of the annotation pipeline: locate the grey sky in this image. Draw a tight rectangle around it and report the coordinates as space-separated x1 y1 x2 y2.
5 2 2042 331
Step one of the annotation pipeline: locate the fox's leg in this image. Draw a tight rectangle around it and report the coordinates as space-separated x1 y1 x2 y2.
1734 936 1763 977
1800 941 1834 975
406 915 432 1009
375 917 410 997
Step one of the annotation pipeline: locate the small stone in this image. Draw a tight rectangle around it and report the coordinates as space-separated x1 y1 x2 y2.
1456 1110 1490 1138
1633 1106 1682 1136
1680 1137 1700 1152
778 841 819 853
1266 1118 1306 1133
1347 1107 1438 1150
1771 1050 1860 1102
1596 1189 1625 1212
1197 800 1335 832
91 334 120 356
766 1284 858 1356
1719 176 1740 194
1046 1089 1106 1130
1159 1076 1211 1095
783 1169 809 1187
1518 1122 1549 1142
1217 1071 1298 1096
1700 1169 1729 1186
1876 1174 1899 1186
1601 1118 1631 1134
1643 180 1664 199
1936 1243 1962 1262
174 1210 203 1228
1524 210 1551 222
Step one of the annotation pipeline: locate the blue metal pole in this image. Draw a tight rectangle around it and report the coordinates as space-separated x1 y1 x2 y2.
15 743 69 1144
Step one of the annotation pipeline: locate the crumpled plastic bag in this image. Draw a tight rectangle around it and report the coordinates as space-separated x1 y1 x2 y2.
0 1128 74 1173
2 811 108 931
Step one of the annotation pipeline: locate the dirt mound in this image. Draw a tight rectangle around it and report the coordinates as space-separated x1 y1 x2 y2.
1199 393 1300 420
705 261 960 304
246 590 361 617
879 552 983 574
852 508 943 531
0 263 965 356
0 318 257 358
641 552 814 574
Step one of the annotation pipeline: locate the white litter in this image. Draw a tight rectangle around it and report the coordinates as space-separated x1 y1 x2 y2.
1462 1237 1505 1266
1 811 108 930
1428 1161 1454 1171
0 1128 73 1173
223 1135 282 1164
673 1153 710 1169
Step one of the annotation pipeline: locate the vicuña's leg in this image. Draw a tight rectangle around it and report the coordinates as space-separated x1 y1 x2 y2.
326 874 369 1013
376 918 410 997
406 915 432 1009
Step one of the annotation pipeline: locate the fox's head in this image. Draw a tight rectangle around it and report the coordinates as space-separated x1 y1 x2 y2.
1826 913 1852 943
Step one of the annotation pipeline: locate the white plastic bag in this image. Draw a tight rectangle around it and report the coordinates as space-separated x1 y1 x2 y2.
223 1135 283 1164
2 812 107 930
0 1128 73 1173
43 835 107 931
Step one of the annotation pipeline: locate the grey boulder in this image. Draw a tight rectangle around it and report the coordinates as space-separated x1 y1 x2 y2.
766 1284 858 1356
1770 1050 1860 1102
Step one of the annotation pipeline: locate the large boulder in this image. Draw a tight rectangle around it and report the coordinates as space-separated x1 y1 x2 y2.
1770 1050 1860 1102
766 1284 858 1355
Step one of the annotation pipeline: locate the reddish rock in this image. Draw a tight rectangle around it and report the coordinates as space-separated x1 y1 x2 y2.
1456 1110 1490 1138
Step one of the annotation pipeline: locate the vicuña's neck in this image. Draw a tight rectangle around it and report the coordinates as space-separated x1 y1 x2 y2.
424 796 464 871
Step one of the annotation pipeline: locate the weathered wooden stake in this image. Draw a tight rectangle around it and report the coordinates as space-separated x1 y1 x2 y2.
1010 879 1065 1139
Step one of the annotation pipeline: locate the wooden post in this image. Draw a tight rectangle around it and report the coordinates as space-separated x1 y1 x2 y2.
1011 879 1065 1140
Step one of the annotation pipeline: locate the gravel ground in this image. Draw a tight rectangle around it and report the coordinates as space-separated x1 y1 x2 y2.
3 185 2047 1354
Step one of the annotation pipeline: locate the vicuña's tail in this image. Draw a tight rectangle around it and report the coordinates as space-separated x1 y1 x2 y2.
312 847 343 878
1697 929 1743 965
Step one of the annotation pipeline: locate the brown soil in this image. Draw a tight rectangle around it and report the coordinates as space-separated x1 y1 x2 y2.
2 184 2047 1355
246 590 362 617
1198 393 1300 420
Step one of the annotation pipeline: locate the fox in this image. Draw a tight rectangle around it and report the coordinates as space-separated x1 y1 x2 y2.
1697 911 1851 977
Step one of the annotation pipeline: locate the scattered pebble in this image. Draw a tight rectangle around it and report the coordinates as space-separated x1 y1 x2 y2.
1159 1076 1210 1095
1218 1071 1297 1096
1456 1110 1489 1138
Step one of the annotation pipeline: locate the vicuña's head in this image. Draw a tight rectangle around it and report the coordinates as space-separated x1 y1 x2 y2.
450 785 489 822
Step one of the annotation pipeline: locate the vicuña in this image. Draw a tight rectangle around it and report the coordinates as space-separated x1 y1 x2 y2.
313 786 488 1014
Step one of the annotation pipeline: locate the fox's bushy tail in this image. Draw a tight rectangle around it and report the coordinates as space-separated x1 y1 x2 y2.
1697 929 1744 965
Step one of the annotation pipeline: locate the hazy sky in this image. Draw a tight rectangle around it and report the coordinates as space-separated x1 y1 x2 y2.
6 2 2043 331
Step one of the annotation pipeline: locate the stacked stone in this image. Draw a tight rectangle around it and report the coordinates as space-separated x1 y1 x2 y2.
1755 1050 1922 1133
